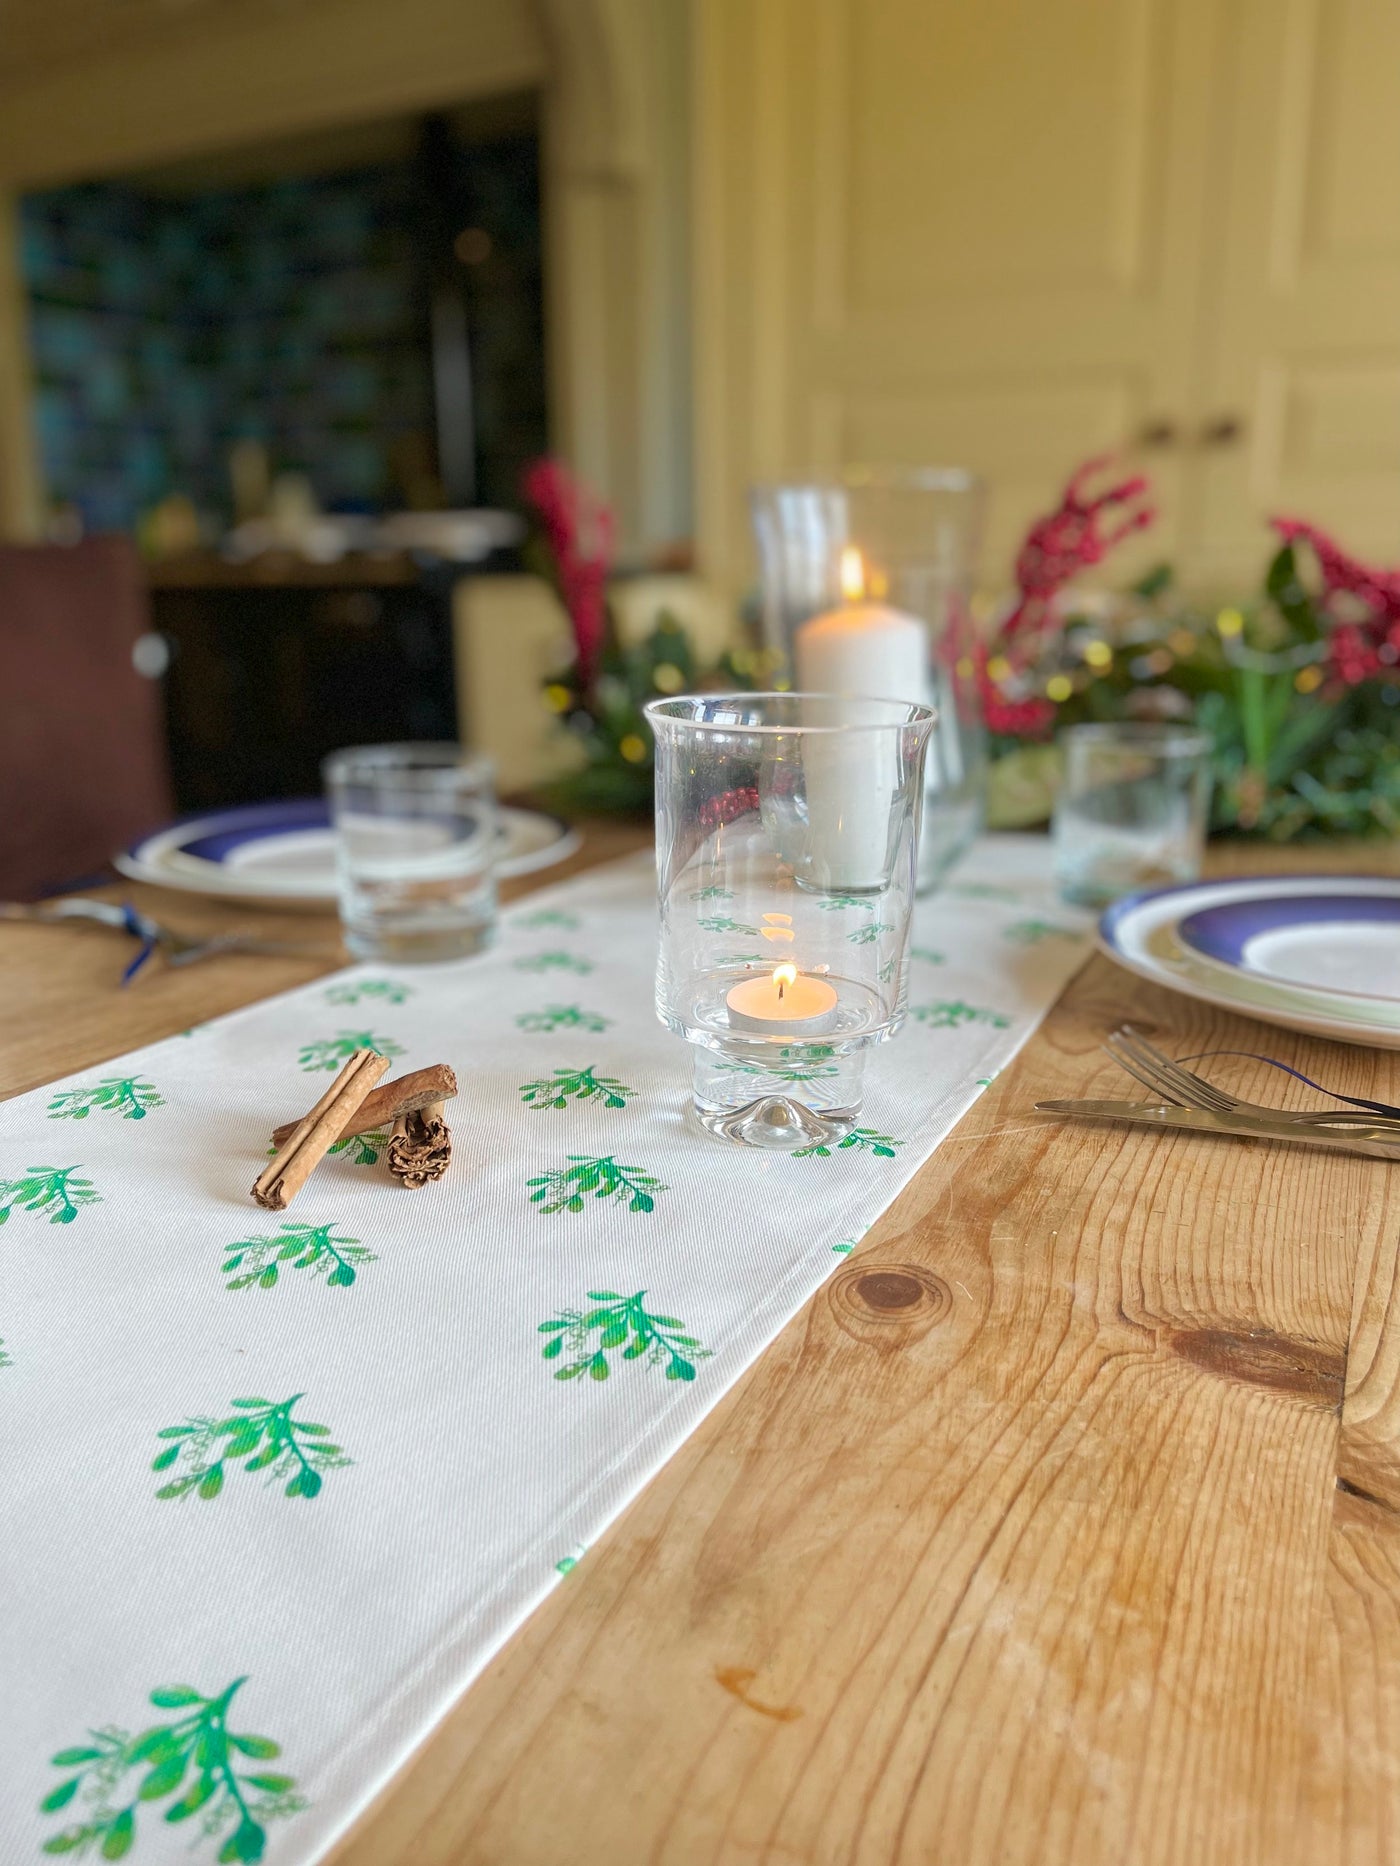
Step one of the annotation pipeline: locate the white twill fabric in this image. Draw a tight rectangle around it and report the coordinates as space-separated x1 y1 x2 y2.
0 836 1090 1864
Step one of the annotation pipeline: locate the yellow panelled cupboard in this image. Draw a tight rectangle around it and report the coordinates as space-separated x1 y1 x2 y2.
694 0 1400 598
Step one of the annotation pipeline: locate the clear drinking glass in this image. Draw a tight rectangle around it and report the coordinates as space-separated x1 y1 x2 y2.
647 693 935 1150
323 743 498 961
750 468 985 890
1053 723 1213 907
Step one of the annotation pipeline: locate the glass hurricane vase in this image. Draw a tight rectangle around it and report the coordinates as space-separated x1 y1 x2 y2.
646 693 935 1150
750 468 985 889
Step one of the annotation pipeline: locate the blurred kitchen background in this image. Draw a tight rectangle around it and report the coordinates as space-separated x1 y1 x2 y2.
0 0 1396 874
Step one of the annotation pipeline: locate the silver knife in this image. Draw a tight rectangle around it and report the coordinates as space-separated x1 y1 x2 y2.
1034 1098 1400 1161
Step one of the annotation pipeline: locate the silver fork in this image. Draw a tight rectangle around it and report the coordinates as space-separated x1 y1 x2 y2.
0 900 329 970
1105 1025 1400 1127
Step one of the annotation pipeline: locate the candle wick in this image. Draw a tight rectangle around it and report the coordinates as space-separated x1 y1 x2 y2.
778 979 785 1001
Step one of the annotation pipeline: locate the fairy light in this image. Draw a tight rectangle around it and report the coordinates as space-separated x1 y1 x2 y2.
1045 674 1073 702
1216 607 1245 638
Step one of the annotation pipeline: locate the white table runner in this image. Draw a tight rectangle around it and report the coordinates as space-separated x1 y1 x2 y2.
1 836 1090 1864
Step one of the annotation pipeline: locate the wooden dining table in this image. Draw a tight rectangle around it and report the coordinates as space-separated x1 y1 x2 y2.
4 829 1400 1866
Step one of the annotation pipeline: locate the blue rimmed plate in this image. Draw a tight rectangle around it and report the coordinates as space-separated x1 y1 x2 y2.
1098 874 1400 1049
1178 893 1400 1006
115 800 581 909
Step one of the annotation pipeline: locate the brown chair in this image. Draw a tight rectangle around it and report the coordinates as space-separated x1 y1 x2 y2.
0 537 173 898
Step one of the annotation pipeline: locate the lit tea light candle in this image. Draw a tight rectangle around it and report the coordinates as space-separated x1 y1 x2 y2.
726 962 840 1036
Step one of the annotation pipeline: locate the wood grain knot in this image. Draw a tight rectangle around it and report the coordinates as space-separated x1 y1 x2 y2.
1169 1327 1344 1407
828 1263 952 1348
714 1666 803 1722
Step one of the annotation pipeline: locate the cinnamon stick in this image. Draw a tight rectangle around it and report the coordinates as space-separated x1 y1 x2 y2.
269 1063 457 1151
253 1048 392 1211
386 1101 452 1188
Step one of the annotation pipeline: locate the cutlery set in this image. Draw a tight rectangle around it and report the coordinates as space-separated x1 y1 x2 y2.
1037 1024 1400 1161
0 898 329 981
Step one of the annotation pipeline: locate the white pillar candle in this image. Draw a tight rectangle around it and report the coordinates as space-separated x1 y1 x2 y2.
793 549 929 891
726 963 840 1036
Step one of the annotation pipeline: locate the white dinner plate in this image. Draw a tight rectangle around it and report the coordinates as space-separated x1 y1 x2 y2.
1098 874 1400 1049
115 800 582 910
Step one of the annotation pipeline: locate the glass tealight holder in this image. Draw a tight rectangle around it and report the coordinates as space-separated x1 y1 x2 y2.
647 693 936 1150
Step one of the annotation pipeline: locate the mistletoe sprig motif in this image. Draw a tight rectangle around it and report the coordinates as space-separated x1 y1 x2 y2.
329 1131 390 1166
514 950 594 976
514 908 581 931
688 886 733 903
0 1165 99 1226
910 946 946 965
0 1338 11 1369
949 882 1022 903
221 1222 374 1291
794 1127 903 1159
516 1004 612 1034
697 915 761 936
40 1678 304 1861
528 1155 666 1215
519 1067 637 1112
846 921 892 946
817 895 875 913
324 979 410 1006
713 952 766 967
540 1290 710 1383
1002 918 1079 944
153 1395 350 1503
296 1031 403 1074
47 1078 164 1122
909 999 1011 1030
717 1058 838 1084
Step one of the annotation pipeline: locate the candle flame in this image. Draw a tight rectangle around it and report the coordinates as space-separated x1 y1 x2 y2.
839 545 866 604
773 962 798 1002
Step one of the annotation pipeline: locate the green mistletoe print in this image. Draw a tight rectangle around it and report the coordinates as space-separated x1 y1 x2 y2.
324 978 410 1006
909 999 1011 1030
221 1222 374 1291
714 951 767 967
794 1127 903 1159
528 1155 666 1215
519 1067 636 1112
0 1338 11 1368
817 894 874 913
846 921 891 946
515 908 581 930
47 1078 164 1122
516 1004 612 1034
949 881 1022 902
261 1132 389 1167
297 1030 403 1073
513 950 593 976
717 1057 837 1084
40 1677 304 1861
0 1165 99 1226
910 946 946 965
1002 918 1078 944
688 886 733 902
696 915 760 936
539 1290 711 1382
328 1131 390 1166
153 1395 350 1502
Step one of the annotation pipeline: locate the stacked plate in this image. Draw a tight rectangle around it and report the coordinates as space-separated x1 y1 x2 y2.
1099 874 1400 1049
115 800 581 910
